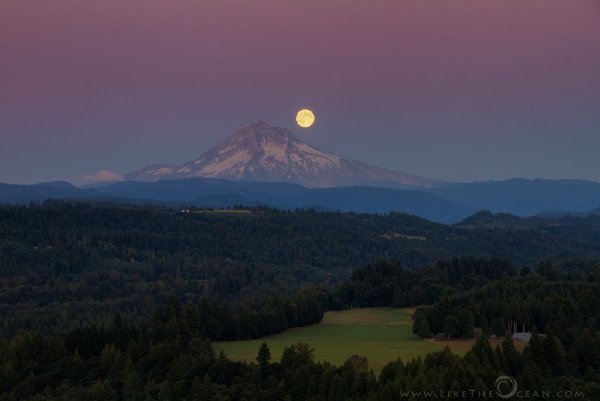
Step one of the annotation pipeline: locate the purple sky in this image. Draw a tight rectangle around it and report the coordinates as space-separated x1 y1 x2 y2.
1 0 599 184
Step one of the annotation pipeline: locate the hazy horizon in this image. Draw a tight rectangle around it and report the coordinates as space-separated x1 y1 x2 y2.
2 0 599 185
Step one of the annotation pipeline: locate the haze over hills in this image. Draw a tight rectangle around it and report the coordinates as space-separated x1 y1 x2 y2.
99 178 471 223
430 178 600 216
2 121 600 222
0 179 471 223
0 181 86 204
126 120 442 189
2 177 600 224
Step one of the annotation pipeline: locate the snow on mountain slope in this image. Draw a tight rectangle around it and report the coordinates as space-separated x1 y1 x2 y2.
126 120 443 188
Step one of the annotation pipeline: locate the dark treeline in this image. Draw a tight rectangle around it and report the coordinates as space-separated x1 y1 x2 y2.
149 289 327 342
2 317 600 400
3 203 600 399
65 287 327 352
2 202 600 337
334 257 518 309
336 256 600 393
420 272 600 344
337 257 600 340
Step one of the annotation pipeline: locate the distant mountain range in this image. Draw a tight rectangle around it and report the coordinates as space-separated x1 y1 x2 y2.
430 178 600 216
2 177 600 224
0 179 469 223
0 181 87 204
2 120 600 223
126 120 442 189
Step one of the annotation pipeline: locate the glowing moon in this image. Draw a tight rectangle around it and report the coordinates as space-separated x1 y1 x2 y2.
296 109 315 128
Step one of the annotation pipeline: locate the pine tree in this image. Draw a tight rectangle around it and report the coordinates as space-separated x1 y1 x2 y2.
524 329 551 376
281 343 314 371
444 315 460 339
491 318 506 337
89 380 119 401
191 375 214 401
462 311 475 338
256 342 271 371
413 310 431 338
502 334 522 375
543 335 567 375
123 356 142 401
575 328 600 373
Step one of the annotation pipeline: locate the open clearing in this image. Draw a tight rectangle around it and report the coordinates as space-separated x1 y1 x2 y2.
215 307 513 373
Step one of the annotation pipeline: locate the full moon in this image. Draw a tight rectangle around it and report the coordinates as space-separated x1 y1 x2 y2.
296 109 315 128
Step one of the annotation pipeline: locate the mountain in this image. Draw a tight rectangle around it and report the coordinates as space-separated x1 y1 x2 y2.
0 181 91 203
97 178 470 223
4 176 600 224
0 178 469 223
456 210 535 228
126 120 442 188
430 178 600 217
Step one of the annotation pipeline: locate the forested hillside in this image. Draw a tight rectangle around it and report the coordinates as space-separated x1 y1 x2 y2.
330 257 600 399
4 256 600 400
2 203 600 399
1 202 600 337
337 258 600 340
3 297 600 400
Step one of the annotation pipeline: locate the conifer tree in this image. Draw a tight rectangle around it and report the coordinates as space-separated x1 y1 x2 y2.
256 342 271 371
413 310 431 338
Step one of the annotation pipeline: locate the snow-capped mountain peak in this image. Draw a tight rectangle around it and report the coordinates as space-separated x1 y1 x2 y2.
125 120 442 188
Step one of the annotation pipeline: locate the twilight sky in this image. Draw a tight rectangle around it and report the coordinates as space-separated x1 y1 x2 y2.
1 0 599 184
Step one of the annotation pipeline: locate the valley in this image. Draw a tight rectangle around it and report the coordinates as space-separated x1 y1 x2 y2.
215 307 527 373
1 202 600 400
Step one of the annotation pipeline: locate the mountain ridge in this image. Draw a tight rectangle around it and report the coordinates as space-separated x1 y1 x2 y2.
126 120 443 188
430 178 600 216
2 177 600 224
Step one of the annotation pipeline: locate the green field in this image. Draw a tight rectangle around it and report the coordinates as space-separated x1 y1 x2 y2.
215 307 478 373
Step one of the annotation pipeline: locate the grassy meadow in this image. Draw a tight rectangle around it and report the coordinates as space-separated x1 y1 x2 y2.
215 307 507 373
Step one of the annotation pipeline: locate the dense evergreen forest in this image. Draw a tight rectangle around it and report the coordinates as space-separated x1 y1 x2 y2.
2 202 600 399
2 202 600 336
2 300 600 400
338 258 600 342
